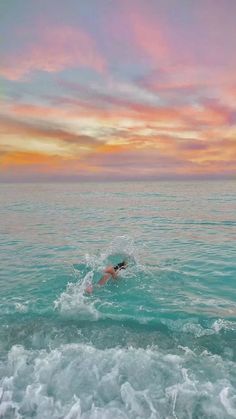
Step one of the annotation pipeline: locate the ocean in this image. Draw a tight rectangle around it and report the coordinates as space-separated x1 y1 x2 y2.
0 181 235 419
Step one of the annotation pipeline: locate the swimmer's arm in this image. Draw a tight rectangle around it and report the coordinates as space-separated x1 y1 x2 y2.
85 278 108 294
85 268 119 293
97 273 111 286
97 268 119 286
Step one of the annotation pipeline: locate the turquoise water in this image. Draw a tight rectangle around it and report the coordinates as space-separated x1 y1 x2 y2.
0 181 236 419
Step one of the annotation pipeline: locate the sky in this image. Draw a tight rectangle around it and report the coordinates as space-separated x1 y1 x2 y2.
0 0 236 181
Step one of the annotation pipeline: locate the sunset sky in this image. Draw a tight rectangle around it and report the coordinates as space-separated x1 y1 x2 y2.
0 0 236 181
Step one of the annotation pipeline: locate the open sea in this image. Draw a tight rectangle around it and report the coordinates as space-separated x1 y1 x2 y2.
0 181 235 419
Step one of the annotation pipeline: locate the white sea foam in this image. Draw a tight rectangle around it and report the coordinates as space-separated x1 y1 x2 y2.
160 318 215 338
54 273 99 320
14 302 28 313
220 387 236 417
160 317 236 338
212 319 236 333
0 343 235 419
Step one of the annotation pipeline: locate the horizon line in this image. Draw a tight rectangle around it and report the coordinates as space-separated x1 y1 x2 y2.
0 176 235 184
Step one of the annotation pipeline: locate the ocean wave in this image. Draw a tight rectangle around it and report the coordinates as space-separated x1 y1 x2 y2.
0 343 235 419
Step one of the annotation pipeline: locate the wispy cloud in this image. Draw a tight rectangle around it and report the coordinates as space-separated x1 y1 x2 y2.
0 115 102 161
0 23 106 80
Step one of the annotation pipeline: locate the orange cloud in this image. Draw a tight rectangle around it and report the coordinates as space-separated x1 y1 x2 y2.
6 97 185 129
0 149 104 179
0 115 100 153
1 131 235 180
1 151 61 168
79 138 236 179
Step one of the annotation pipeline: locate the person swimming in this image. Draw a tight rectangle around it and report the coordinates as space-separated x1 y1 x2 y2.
85 260 128 293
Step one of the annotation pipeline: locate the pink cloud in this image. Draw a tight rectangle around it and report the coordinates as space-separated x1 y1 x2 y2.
106 1 171 67
127 8 169 64
8 93 184 125
184 99 235 127
0 23 106 80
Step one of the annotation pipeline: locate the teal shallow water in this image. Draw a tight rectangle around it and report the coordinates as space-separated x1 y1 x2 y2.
0 181 236 418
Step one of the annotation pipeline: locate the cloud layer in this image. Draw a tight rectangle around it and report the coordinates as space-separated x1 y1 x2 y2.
0 0 235 181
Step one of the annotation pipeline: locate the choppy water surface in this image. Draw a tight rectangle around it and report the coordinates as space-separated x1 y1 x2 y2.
0 181 236 419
